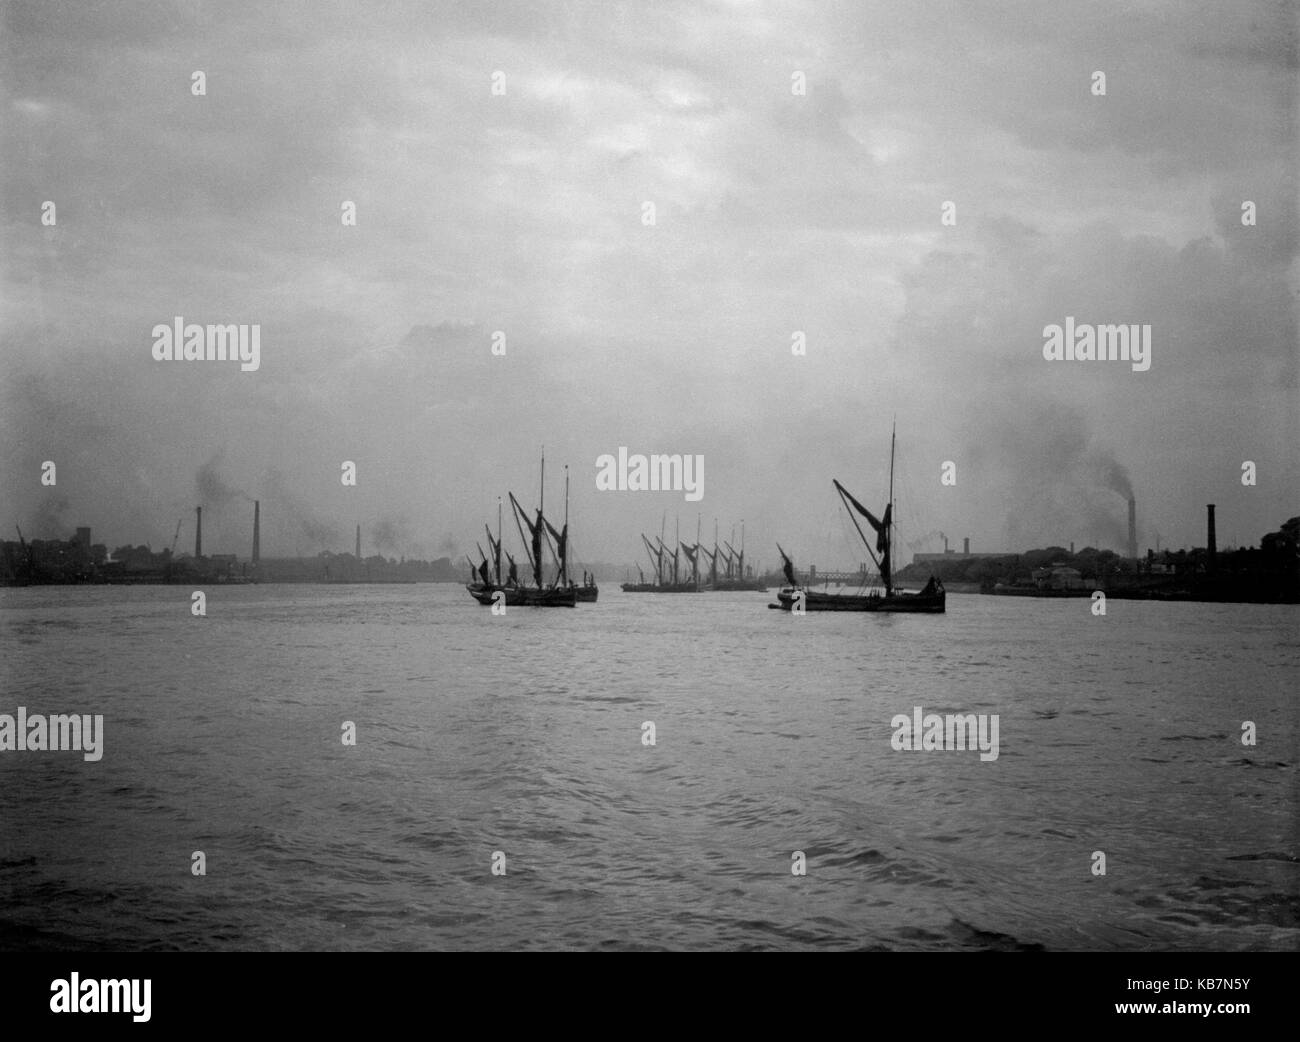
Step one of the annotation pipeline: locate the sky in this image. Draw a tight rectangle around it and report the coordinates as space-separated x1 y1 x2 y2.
2 0 1296 571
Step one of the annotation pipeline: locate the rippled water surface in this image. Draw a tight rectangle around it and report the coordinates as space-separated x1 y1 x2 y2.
1 584 1296 950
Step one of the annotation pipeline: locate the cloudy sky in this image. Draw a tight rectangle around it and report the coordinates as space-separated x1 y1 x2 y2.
2 0 1296 570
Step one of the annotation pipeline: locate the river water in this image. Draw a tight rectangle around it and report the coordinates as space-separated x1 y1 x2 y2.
1 584 1295 951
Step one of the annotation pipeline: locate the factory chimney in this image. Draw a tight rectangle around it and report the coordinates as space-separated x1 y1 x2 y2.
252 500 260 564
1207 504 1217 573
195 506 202 558
355 524 361 561
1127 497 1137 560
963 537 970 555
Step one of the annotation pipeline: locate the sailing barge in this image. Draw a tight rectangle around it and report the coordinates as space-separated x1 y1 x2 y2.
621 519 766 592
771 426 945 613
466 453 594 608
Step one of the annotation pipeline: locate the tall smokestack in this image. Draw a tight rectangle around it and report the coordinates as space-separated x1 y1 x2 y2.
252 500 260 564
355 524 361 561
1207 504 1217 573
963 537 969 555
195 506 202 558
1127 497 1137 560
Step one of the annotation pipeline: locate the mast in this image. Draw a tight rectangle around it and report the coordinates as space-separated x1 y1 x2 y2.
886 421 896 596
496 497 503 585
674 517 680 586
660 511 666 585
696 514 701 589
539 447 546 587
563 464 570 587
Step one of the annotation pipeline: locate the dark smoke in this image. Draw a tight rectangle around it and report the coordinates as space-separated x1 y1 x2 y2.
30 493 71 539
196 452 246 506
973 403 1135 551
1088 453 1133 501
261 468 340 551
905 530 944 552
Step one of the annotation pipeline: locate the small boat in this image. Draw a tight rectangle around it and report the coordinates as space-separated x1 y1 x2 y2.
771 424 945 614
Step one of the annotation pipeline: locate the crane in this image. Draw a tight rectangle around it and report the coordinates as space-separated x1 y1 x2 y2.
170 518 182 555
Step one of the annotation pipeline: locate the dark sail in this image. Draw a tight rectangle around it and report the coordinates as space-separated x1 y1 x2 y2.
485 526 501 584
544 517 568 581
777 543 796 587
702 545 718 586
531 512 543 586
506 552 518 584
833 479 889 551
477 556 490 587
641 534 663 584
681 542 699 585
508 492 545 587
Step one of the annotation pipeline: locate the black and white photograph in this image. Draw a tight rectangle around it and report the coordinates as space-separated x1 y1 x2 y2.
1 0 1296 1009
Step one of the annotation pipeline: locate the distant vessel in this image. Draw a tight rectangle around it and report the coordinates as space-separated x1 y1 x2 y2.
466 452 578 608
621 518 699 592
621 517 765 592
560 465 598 602
707 521 766 591
771 424 945 613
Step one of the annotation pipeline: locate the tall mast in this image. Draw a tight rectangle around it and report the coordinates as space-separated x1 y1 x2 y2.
660 511 667 586
674 516 680 585
496 496 503 584
695 513 701 589
887 420 896 596
564 464 570 586
540 447 546 587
